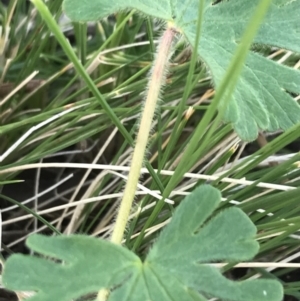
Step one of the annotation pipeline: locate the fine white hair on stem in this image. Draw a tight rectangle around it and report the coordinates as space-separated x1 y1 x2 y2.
110 25 179 245
108 170 174 204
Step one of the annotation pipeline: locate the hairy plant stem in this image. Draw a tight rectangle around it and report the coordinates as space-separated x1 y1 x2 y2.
97 25 175 301
110 26 175 245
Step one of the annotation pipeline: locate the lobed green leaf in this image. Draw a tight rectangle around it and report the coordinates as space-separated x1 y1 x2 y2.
3 185 283 301
63 0 300 141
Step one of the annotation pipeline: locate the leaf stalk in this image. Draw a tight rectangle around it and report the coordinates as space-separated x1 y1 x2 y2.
110 26 176 245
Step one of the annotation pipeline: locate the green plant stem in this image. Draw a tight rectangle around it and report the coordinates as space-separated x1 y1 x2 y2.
110 26 175 245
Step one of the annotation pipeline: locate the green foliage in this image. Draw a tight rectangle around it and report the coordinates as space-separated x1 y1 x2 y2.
63 0 300 141
3 185 283 301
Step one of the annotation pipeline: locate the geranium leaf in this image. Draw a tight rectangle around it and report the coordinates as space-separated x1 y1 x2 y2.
2 235 139 301
3 185 283 301
146 185 282 301
147 188 259 265
63 0 300 141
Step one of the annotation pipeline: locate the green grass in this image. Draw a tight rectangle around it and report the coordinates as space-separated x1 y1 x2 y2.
0 0 300 299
